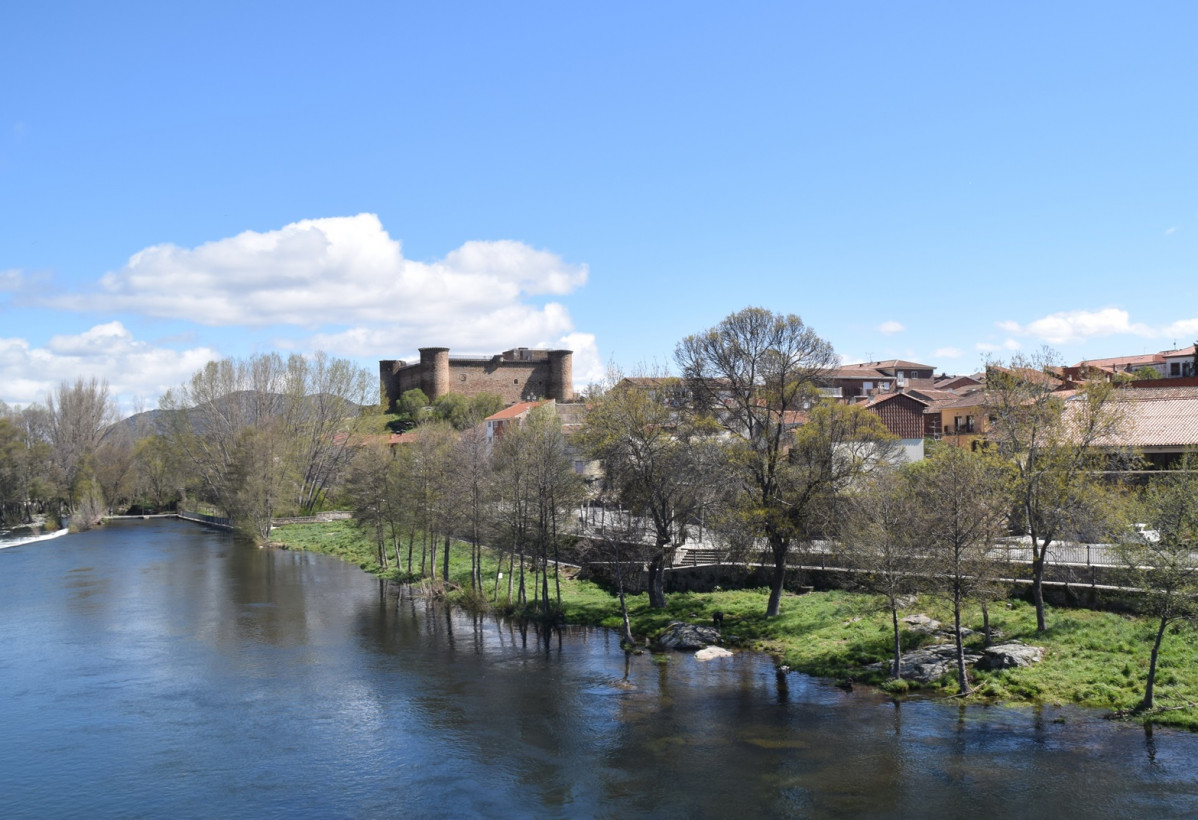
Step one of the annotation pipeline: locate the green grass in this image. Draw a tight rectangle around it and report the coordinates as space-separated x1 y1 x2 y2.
271 521 1198 731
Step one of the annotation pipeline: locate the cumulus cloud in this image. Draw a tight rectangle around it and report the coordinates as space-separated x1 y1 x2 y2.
0 322 220 412
994 307 1198 346
933 347 963 359
44 214 588 337
876 320 905 335
26 214 600 395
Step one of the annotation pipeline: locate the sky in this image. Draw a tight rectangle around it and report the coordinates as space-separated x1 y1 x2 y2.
3 2 1197 416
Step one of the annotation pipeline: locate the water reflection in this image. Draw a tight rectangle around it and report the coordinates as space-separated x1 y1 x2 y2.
2 519 1198 818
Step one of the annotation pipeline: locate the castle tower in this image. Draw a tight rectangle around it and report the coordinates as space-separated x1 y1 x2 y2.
419 347 451 400
548 350 574 401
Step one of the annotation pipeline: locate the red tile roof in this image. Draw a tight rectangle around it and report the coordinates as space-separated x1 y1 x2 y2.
485 400 549 421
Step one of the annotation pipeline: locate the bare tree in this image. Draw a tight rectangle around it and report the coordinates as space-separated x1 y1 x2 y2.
46 378 118 524
675 307 839 617
452 421 495 594
909 447 1009 695
840 468 926 679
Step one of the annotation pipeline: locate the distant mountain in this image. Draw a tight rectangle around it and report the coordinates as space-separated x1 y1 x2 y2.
105 392 366 443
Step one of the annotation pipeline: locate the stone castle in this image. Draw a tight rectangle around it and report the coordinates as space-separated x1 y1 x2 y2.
380 347 573 410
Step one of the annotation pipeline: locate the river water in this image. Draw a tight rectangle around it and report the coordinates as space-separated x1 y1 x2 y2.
2 519 1197 818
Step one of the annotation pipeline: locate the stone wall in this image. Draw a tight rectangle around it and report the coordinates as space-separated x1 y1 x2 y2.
380 347 573 409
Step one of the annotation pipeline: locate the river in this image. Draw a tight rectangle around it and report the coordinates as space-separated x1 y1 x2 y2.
1 519 1197 818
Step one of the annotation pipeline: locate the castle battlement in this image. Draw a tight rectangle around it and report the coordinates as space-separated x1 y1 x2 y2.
380 347 573 410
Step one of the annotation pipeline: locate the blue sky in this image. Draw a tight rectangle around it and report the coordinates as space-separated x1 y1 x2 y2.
3 2 1196 414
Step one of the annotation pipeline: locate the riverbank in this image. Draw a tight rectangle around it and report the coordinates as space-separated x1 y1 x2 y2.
270 520 1198 731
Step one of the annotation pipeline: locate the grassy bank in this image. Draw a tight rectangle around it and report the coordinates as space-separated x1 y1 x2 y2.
271 520 1198 731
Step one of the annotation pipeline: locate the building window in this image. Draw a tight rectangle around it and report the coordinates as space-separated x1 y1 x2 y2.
1171 363 1181 376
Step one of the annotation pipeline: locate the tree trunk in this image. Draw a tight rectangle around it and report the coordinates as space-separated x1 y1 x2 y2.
891 605 902 678
1143 615 1169 711
647 553 666 609
765 539 788 618
982 601 992 647
617 564 635 647
442 535 451 584
953 595 971 695
1031 547 1047 633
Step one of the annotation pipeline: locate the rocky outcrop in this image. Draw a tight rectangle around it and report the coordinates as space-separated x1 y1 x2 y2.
976 642 1044 670
865 638 1045 683
657 622 721 651
866 644 984 683
903 613 973 640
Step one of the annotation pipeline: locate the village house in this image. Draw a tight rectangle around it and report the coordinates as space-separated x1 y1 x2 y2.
484 400 552 442
1073 385 1198 469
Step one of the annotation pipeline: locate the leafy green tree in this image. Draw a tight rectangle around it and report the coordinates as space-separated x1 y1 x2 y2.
1117 459 1198 711
344 440 403 571
493 405 583 615
578 370 724 609
159 352 372 540
985 349 1125 632
396 388 431 427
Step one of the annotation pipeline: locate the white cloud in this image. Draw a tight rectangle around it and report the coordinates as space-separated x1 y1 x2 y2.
933 347 963 359
998 307 1198 349
997 308 1155 345
0 322 220 413
557 332 603 388
44 214 589 338
20 215 603 400
1166 226 1177 235
975 340 1021 353
1161 319 1198 341
876 320 905 335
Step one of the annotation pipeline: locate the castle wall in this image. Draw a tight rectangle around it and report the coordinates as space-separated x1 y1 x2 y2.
380 348 573 409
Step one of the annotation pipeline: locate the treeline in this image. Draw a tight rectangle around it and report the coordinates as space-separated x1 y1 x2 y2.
576 307 1197 711
0 352 378 537
343 398 584 618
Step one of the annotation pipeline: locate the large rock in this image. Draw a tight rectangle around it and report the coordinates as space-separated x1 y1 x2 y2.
657 621 721 651
694 646 733 661
866 643 983 683
903 613 973 640
977 642 1044 670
